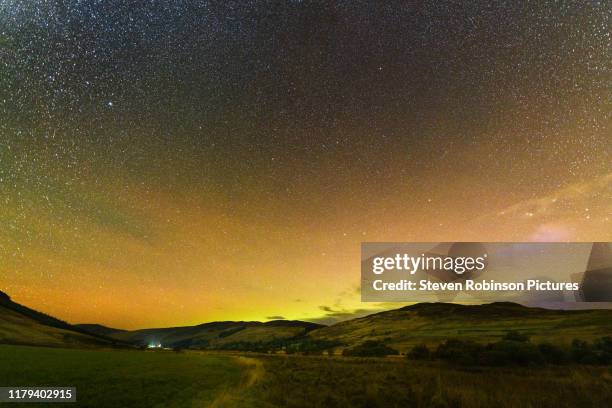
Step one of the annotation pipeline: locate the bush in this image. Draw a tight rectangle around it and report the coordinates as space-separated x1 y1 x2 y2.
341 336 612 367
435 338 547 366
594 336 612 353
343 340 399 357
407 344 431 360
570 338 612 365
571 339 596 364
284 339 342 355
429 336 612 366
502 330 530 342
434 339 484 365
538 343 568 365
479 340 544 366
593 336 612 364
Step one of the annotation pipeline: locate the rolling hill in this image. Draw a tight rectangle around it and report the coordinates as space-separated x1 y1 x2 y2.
0 291 121 348
307 302 612 353
3 289 611 353
0 290 322 350
87 302 612 353
74 324 128 337
103 320 323 349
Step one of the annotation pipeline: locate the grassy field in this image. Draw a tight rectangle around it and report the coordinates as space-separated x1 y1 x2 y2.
1 345 611 407
239 355 612 408
0 345 246 407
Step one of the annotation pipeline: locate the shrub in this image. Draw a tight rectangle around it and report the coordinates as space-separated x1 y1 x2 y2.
480 340 544 366
593 336 612 364
570 339 596 364
538 343 568 365
570 337 612 365
284 339 342 355
435 338 547 366
502 330 530 342
407 344 431 360
594 336 612 353
342 340 399 357
434 339 484 365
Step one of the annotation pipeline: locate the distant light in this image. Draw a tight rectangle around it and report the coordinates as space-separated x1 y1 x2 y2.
107 101 113 107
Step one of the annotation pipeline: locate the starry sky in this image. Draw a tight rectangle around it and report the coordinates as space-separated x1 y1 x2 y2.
0 1 610 329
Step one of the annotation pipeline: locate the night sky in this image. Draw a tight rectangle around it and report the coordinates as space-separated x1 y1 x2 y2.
1 1 610 329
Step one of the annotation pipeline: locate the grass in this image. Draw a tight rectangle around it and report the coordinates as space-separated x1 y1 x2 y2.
0 345 245 407
308 306 612 353
1 345 611 407
0 307 109 348
241 355 612 408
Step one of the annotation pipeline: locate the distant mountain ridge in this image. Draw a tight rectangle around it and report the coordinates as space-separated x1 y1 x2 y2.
2 291 612 353
397 301 546 316
79 302 612 353
74 324 128 337
101 319 323 349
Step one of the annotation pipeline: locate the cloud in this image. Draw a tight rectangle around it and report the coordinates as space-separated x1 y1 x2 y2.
488 173 611 222
475 173 612 240
529 224 573 242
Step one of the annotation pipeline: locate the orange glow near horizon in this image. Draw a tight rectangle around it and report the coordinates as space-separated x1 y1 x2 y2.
2 155 610 329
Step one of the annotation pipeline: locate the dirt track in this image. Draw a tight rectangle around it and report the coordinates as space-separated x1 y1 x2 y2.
208 356 264 407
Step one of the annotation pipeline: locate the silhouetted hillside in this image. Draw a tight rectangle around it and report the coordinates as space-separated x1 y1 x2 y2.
0 291 124 348
2 291 611 355
75 324 128 337
109 319 324 348
0 291 74 331
398 302 547 317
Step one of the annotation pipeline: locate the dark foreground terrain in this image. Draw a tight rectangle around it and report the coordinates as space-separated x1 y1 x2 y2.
241 354 612 408
0 345 245 407
2 292 611 407
1 344 610 408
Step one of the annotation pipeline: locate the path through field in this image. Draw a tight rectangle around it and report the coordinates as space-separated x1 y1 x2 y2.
208 356 264 407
